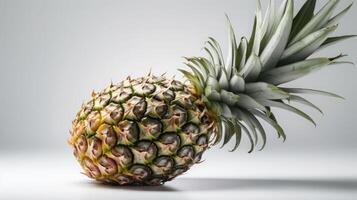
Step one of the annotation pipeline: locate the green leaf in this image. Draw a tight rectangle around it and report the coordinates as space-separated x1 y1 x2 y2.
289 0 316 41
281 25 338 64
204 47 219 77
192 57 217 78
205 40 224 78
244 111 267 150
221 104 233 118
256 0 263 27
221 118 235 148
251 110 286 140
230 119 242 152
185 57 208 76
225 15 237 78
205 87 221 102
251 1 263 56
229 74 245 93
219 70 229 90
319 35 357 49
275 0 289 30
288 95 323 114
289 0 339 45
236 37 248 72
206 76 220 91
178 69 203 95
239 54 262 82
260 57 332 85
279 87 344 99
213 121 224 145
258 99 316 126
247 55 262 82
237 120 255 153
260 0 276 51
260 0 293 70
207 37 225 67
220 90 240 106
247 17 257 58
236 94 267 113
184 62 206 87
324 3 353 28
209 101 223 117
245 82 290 100
267 109 286 140
232 108 258 146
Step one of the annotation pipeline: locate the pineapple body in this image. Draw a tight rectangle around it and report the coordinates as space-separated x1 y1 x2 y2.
69 76 217 185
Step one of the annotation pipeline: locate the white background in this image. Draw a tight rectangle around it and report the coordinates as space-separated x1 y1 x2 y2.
0 0 356 199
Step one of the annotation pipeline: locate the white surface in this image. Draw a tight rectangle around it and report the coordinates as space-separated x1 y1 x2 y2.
1 151 357 200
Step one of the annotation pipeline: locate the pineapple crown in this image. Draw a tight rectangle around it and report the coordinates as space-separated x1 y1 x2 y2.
181 0 355 152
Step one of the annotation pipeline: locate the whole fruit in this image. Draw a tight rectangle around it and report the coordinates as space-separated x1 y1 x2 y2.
69 0 354 185
69 76 217 185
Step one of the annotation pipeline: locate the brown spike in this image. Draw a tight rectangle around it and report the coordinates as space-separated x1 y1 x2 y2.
119 85 124 93
143 75 150 83
91 90 97 98
195 159 206 164
67 139 73 145
147 68 152 76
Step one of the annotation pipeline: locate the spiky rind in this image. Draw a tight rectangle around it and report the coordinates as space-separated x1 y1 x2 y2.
69 75 217 185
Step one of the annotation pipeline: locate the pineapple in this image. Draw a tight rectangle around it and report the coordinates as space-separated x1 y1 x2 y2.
69 77 216 185
68 0 355 185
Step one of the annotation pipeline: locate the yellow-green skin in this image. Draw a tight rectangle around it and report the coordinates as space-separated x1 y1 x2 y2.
69 75 217 185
